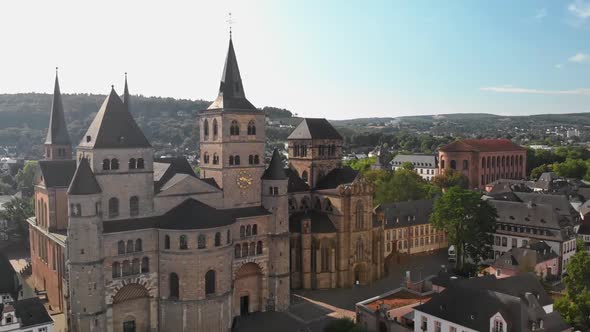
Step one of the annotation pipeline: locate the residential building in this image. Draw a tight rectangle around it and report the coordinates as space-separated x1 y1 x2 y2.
390 154 438 181
0 298 54 332
438 139 527 189
484 241 559 280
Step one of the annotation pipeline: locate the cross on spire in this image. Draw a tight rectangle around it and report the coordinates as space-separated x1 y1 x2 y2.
227 12 234 38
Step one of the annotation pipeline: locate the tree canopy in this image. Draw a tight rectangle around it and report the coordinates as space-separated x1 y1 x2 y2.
432 169 469 190
0 196 33 239
555 239 590 330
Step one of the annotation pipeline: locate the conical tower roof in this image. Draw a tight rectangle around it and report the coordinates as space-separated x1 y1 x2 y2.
207 38 256 111
262 149 287 180
45 70 71 145
79 86 151 149
123 73 130 111
68 157 101 195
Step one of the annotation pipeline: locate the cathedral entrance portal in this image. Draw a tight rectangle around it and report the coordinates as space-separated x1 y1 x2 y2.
112 283 150 332
234 263 263 315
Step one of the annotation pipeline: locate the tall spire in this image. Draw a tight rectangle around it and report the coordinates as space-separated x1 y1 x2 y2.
45 67 71 146
207 37 256 110
123 72 130 111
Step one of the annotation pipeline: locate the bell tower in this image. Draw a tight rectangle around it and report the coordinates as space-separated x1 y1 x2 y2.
44 68 72 160
199 36 265 208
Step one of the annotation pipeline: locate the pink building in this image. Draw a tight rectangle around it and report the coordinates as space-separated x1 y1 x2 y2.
485 241 559 280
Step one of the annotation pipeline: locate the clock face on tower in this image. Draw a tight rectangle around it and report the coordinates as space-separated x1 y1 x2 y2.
237 171 253 189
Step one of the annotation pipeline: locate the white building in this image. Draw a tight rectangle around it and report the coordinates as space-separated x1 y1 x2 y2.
390 154 438 181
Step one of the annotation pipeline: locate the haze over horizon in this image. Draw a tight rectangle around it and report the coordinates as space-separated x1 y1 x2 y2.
1 0 590 120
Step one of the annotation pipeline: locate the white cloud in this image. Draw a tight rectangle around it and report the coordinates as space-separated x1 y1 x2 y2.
480 86 590 95
568 0 590 19
555 64 564 69
569 52 590 63
534 8 547 19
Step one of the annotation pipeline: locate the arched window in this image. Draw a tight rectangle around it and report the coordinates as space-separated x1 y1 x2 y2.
252 224 258 235
256 241 263 255
234 155 240 165
203 119 209 138
164 235 170 249
213 153 219 165
247 120 256 135
356 201 364 230
205 270 216 296
108 197 119 218
229 155 234 165
356 237 364 261
112 262 120 278
204 152 210 164
135 239 142 252
302 171 308 183
214 232 221 246
321 246 330 272
240 225 245 238
242 243 249 257
179 235 188 250
111 158 119 170
141 257 149 273
249 242 255 256
130 196 139 217
235 244 241 258
294 145 300 157
254 155 260 164
450 160 456 170
481 157 485 168
122 260 131 276
137 158 145 169
198 234 206 249
102 159 110 170
246 225 252 236
230 120 240 136
249 155 254 165
227 230 231 244
213 119 218 138
169 273 179 299
129 158 137 169
118 240 125 255
132 258 140 274
127 240 134 253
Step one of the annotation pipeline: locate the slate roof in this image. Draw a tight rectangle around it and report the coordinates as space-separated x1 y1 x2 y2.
262 149 287 180
68 158 101 195
314 166 359 190
37 160 76 188
287 118 343 140
285 168 310 193
0 254 17 300
488 200 561 230
533 172 558 191
376 199 434 229
12 297 53 328
493 241 558 271
153 157 197 192
78 87 151 149
45 72 71 145
390 154 437 168
439 139 526 152
207 38 257 111
201 177 221 189
513 192 575 222
103 198 271 233
289 211 337 233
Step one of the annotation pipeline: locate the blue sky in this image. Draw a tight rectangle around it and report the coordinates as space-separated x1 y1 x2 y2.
1 0 589 119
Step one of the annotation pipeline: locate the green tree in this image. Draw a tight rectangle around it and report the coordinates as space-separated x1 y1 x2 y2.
555 239 590 330
553 159 587 179
323 317 367 332
0 197 33 239
344 157 376 173
400 161 415 170
15 160 37 193
374 169 437 205
430 187 496 271
432 169 469 190
530 164 550 180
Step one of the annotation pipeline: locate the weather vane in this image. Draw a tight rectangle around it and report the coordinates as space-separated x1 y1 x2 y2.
227 12 234 37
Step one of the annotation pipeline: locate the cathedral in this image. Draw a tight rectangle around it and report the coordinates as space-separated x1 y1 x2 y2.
27 35 383 332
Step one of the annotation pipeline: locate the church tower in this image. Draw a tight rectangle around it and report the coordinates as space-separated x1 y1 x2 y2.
44 68 72 160
66 158 106 332
261 149 290 310
199 36 265 208
77 82 155 219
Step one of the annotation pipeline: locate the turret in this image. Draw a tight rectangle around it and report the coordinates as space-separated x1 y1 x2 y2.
66 158 106 331
44 68 72 160
261 149 290 310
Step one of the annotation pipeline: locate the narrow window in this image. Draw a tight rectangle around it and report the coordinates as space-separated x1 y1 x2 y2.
213 119 218 138
254 155 260 164
240 225 245 238
108 197 119 218
164 235 170 249
229 156 234 165
242 243 249 257
205 270 216 296
127 240 134 253
112 262 120 278
129 158 136 169
249 155 254 165
252 224 258 235
102 159 110 170
111 158 119 170
198 234 206 249
129 196 139 217
203 119 209 138
169 273 179 298
131 258 140 274
141 257 149 273
122 260 131 276
235 155 240 165
137 158 145 169
246 225 252 236
235 244 241 258
214 232 221 247
179 235 188 249
256 241 263 255
135 239 142 252
249 242 255 256
226 229 231 244
118 241 125 255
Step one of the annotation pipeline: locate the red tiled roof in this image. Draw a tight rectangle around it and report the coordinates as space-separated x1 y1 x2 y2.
440 139 526 152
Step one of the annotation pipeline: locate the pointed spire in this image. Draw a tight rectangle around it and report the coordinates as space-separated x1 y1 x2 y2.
123 72 130 111
45 68 71 145
207 37 256 110
68 157 101 195
262 149 287 180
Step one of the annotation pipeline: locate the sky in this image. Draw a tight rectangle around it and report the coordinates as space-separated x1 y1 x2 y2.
1 0 590 120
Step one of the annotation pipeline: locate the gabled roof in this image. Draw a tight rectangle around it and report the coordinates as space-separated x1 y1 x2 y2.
45 72 71 145
513 192 575 221
68 158 101 195
493 242 558 270
12 297 53 328
153 157 196 192
207 38 257 111
262 149 287 180
78 87 151 149
439 139 526 152
289 211 337 233
37 160 76 188
488 200 561 230
285 168 310 193
287 118 343 140
390 154 437 167
315 166 359 190
377 199 434 229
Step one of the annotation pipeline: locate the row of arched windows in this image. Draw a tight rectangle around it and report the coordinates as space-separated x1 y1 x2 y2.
168 270 216 299
102 158 145 171
293 144 308 157
227 120 256 136
239 224 258 238
288 197 333 213
112 257 149 278
480 155 524 169
164 231 230 250
117 239 142 255
203 153 260 166
203 119 219 139
108 196 139 218
234 241 263 258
